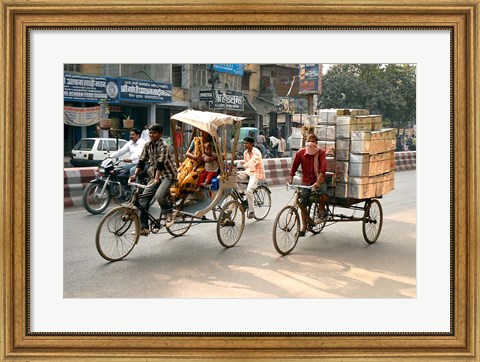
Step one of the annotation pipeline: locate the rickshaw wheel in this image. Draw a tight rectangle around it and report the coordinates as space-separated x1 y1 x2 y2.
272 206 300 255
95 206 139 262
217 200 245 248
308 201 327 234
165 211 193 237
211 193 234 220
362 199 383 244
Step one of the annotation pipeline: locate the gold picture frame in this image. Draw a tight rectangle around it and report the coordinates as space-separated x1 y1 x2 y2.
1 0 479 360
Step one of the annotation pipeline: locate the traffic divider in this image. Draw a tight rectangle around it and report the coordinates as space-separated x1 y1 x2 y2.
64 151 416 208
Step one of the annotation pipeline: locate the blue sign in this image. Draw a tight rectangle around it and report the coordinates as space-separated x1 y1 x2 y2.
119 78 172 103
212 64 244 76
64 73 118 103
64 73 172 103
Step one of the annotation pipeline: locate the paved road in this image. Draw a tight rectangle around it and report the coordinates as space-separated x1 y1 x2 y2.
64 170 416 298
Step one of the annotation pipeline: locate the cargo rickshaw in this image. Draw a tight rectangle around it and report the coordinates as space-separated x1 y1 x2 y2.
95 110 250 262
272 183 384 255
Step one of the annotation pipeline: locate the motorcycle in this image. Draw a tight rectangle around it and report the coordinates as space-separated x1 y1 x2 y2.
82 158 149 214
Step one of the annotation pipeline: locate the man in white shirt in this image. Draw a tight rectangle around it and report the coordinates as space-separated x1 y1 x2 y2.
141 124 150 142
110 128 147 177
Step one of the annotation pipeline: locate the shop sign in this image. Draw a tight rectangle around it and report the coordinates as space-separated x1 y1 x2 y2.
199 90 244 111
299 64 323 95
63 105 101 126
119 78 172 103
64 73 172 103
64 73 118 102
212 64 245 76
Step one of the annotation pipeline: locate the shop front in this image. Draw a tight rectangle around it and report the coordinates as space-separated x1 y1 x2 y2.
64 73 173 155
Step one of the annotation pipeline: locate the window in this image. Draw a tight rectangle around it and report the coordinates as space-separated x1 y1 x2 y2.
172 64 183 87
64 64 81 72
242 73 251 91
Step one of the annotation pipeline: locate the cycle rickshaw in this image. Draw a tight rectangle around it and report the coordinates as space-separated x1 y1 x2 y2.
95 110 252 262
272 183 384 255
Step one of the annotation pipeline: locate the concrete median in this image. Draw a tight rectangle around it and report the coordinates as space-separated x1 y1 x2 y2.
64 151 416 208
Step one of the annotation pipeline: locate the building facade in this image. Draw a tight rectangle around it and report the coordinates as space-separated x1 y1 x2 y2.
64 63 306 155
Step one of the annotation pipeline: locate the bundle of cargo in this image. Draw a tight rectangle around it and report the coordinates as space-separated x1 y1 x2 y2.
313 108 395 200
350 129 396 154
318 108 370 125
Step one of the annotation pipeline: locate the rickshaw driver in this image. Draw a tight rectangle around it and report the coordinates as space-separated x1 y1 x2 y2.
129 124 177 236
236 136 265 219
288 133 328 237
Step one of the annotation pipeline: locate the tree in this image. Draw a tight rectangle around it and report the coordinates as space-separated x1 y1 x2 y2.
318 64 416 131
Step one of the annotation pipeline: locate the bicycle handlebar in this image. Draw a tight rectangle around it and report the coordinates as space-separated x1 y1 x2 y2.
127 180 149 189
285 182 317 191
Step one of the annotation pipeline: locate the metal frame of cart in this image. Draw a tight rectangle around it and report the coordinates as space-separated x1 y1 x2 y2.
272 184 383 255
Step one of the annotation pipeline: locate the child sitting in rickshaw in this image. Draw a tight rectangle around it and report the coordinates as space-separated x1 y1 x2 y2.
195 142 219 188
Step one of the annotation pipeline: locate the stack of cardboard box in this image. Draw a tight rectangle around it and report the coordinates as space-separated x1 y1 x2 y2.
315 109 396 199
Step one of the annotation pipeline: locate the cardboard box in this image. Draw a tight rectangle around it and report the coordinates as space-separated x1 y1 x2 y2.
318 141 335 157
349 109 370 116
335 161 349 182
316 124 336 141
335 138 350 161
350 131 371 154
335 182 348 198
335 116 356 138
326 157 335 172
348 176 376 199
290 127 303 150
318 109 342 125
353 115 383 131
349 153 370 177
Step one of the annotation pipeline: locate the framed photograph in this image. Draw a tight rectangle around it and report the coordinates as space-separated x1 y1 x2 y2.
1 0 478 360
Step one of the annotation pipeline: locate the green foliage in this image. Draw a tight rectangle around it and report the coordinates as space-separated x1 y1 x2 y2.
318 64 416 129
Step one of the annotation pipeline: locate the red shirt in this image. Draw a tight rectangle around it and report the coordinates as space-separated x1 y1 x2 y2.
289 148 327 185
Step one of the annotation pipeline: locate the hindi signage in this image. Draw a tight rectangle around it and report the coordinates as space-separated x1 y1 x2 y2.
64 73 116 102
63 106 101 127
64 73 172 103
119 78 172 103
200 90 244 111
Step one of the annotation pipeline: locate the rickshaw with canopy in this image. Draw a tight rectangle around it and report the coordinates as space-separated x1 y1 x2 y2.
95 110 248 262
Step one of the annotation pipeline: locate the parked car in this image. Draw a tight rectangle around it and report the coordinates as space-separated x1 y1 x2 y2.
70 138 128 167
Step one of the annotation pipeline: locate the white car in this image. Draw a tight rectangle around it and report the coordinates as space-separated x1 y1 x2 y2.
70 138 128 167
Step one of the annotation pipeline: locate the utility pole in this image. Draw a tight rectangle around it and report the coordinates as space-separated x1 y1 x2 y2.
209 64 216 111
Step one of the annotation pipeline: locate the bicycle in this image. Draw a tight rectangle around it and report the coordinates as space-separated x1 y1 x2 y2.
211 170 272 221
272 184 327 255
95 181 196 262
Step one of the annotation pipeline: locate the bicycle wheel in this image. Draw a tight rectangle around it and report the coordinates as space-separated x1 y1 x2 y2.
82 183 111 214
95 206 139 261
216 200 245 248
253 185 272 221
308 201 327 234
362 199 383 244
166 211 193 237
272 206 300 255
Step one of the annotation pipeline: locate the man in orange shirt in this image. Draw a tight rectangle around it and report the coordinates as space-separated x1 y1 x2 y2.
236 136 265 219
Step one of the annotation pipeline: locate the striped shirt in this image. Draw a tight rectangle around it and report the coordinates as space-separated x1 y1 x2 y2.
138 138 177 180
243 146 265 180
